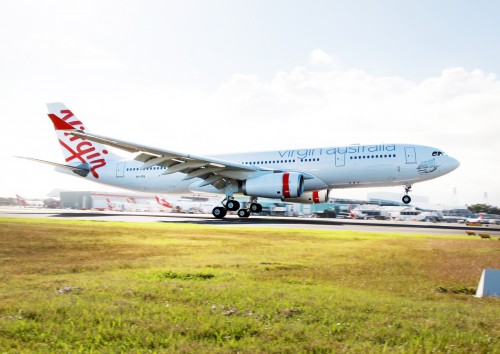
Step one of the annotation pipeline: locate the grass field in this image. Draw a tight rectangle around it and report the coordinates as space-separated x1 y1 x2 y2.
0 218 499 353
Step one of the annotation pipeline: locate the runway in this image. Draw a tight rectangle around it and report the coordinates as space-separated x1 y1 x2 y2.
2 207 500 236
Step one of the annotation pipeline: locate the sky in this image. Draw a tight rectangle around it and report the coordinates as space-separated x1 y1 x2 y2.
1 0 500 206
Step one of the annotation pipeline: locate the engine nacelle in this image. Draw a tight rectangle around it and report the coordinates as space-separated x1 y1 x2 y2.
242 172 304 199
282 189 330 204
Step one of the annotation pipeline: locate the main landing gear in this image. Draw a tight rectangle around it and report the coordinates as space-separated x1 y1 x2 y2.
212 196 262 219
402 184 412 204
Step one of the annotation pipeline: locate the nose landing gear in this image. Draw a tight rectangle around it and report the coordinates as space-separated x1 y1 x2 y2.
402 184 412 204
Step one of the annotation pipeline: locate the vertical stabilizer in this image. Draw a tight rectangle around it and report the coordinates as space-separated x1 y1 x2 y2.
156 195 173 208
16 195 29 207
47 103 122 179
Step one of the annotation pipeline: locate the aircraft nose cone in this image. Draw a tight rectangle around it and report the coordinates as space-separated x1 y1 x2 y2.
449 157 460 171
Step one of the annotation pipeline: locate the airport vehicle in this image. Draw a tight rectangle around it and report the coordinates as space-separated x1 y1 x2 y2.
16 194 44 208
351 205 390 220
389 208 442 222
21 103 460 219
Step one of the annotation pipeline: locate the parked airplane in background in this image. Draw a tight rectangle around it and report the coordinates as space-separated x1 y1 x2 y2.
16 195 44 208
155 195 173 209
20 103 460 218
466 213 484 225
88 198 113 211
464 213 498 226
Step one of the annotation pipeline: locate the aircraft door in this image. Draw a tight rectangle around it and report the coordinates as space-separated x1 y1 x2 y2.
335 152 345 167
116 162 126 177
404 147 417 164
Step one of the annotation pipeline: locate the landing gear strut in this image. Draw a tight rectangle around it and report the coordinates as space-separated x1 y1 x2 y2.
402 184 412 204
212 196 236 219
248 196 262 214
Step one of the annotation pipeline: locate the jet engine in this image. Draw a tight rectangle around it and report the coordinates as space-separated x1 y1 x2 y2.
242 172 304 198
283 189 330 204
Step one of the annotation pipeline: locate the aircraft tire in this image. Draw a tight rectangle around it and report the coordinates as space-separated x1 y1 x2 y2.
226 200 240 211
250 203 262 213
238 209 250 218
402 195 411 204
212 207 227 219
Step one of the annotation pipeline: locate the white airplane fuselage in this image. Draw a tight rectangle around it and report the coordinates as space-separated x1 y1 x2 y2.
24 102 460 218
58 143 459 197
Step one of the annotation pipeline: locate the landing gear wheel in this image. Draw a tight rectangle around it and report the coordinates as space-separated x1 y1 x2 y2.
212 207 227 219
249 203 262 213
237 209 250 218
402 195 411 204
226 200 240 211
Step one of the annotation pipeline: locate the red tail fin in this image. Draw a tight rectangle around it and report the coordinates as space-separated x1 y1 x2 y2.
156 195 172 208
16 195 29 207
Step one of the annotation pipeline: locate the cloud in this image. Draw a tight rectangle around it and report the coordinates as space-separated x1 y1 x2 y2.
310 49 339 67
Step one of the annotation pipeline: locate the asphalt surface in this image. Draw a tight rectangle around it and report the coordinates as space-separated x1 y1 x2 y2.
2 207 500 236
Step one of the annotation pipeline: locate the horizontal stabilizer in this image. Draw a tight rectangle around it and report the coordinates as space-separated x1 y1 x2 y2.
16 156 91 177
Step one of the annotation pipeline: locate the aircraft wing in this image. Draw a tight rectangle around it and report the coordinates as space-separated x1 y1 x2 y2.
48 114 320 189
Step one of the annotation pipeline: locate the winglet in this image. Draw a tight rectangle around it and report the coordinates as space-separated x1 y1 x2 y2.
48 114 76 130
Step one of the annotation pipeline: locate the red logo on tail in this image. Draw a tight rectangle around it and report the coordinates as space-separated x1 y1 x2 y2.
53 109 108 178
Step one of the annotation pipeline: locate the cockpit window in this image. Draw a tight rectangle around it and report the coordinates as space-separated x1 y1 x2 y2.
432 151 446 156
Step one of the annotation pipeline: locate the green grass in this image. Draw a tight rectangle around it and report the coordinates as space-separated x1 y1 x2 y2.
0 217 499 353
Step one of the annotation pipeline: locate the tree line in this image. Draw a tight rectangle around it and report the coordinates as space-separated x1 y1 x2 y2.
467 204 500 215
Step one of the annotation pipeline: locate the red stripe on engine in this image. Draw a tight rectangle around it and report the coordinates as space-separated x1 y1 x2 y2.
313 190 320 203
283 173 291 198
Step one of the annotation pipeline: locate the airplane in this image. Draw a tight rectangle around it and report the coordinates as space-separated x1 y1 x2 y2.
156 195 221 213
16 194 44 208
156 195 173 209
105 196 149 212
464 213 498 226
19 103 460 219
86 197 113 211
